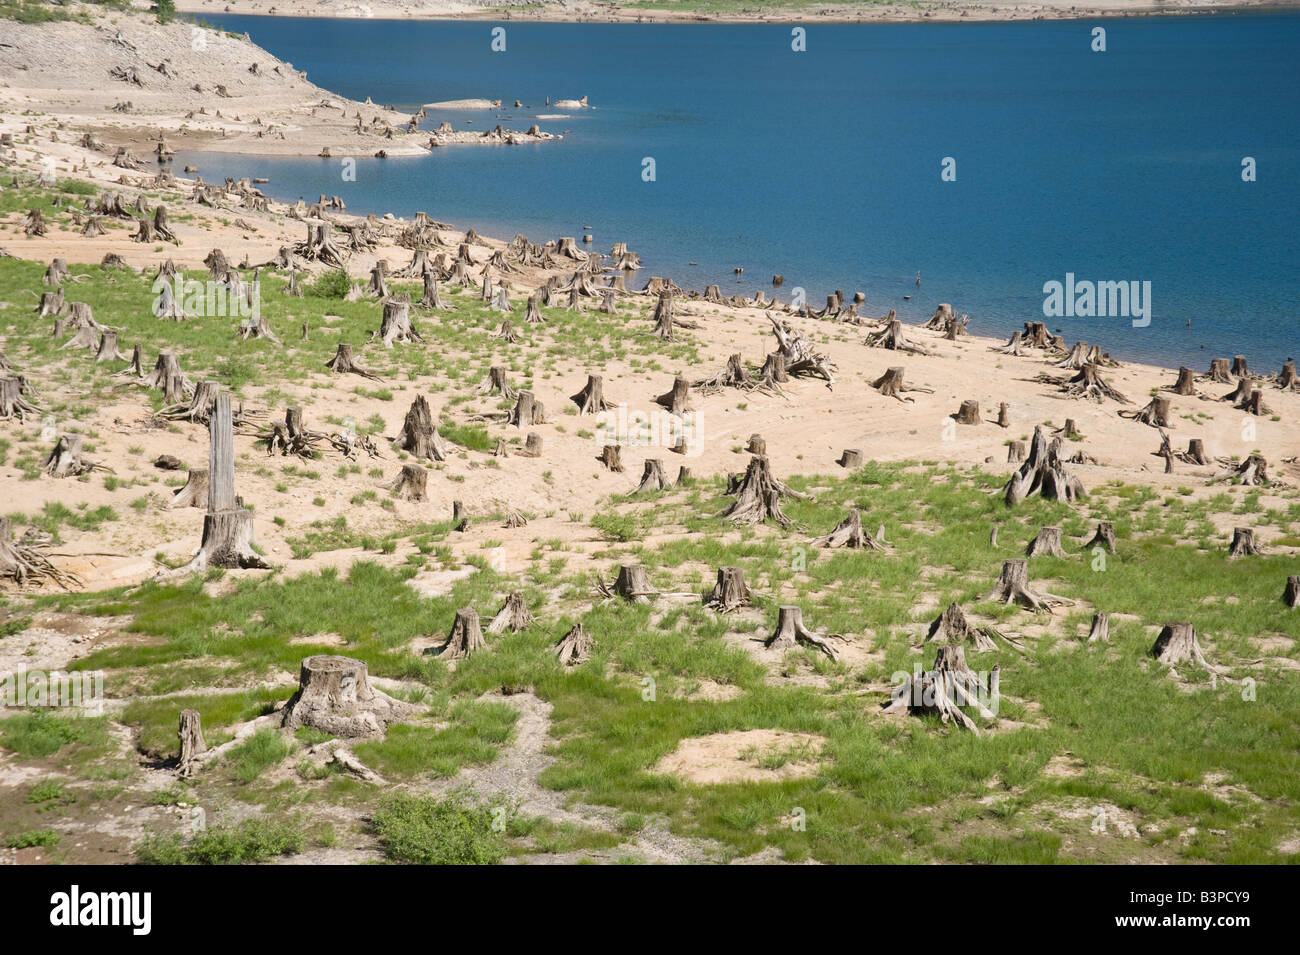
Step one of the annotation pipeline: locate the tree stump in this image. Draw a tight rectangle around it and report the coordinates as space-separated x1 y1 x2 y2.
397 395 447 461
952 400 981 425
1168 366 1197 396
766 606 840 660
1026 525 1067 558
1211 453 1270 486
721 455 805 526
1277 361 1298 392
636 458 668 493
655 376 693 417
837 449 863 469
378 300 422 347
996 402 1010 428
613 564 656 602
695 353 748 392
509 391 546 427
1120 395 1173 429
453 500 470 532
160 379 221 424
926 602 995 652
521 433 543 457
281 655 413 737
880 644 991 733
488 591 532 634
759 352 789 386
1231 355 1250 378
705 566 751 613
1003 426 1085 505
120 343 147 379
985 558 1069 611
865 318 931 355
0 517 78 589
676 466 692 486
168 468 209 508
1006 441 1026 464
390 463 428 501
1228 527 1261 557
571 374 612 414
1176 438 1209 466
600 444 624 472
1061 363 1129 402
435 608 486 659
325 343 380 380
870 365 932 402
652 290 675 340
478 365 518 400
554 623 593 666
0 376 40 422
36 289 65 318
1204 357 1233 383
43 434 105 478
809 507 883 549
1084 521 1116 553
1284 576 1300 608
1150 622 1217 671
178 709 206 776
1087 612 1110 643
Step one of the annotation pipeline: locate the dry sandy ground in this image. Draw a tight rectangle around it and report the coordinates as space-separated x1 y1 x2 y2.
0 12 553 158
175 0 1299 24
1 8 1298 601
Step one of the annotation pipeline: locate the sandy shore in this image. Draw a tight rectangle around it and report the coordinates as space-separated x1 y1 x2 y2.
174 0 1300 24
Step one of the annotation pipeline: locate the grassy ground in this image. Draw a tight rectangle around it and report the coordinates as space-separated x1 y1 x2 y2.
5 458 1298 864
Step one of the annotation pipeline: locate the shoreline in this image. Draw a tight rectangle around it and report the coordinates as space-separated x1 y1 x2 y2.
172 1 1300 25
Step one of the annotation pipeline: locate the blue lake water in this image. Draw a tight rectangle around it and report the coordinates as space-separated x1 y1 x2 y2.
180 14 1300 368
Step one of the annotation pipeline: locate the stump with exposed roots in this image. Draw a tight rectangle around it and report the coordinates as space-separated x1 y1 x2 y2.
721 454 805 527
520 433 543 457
1060 364 1129 402
870 365 932 402
435 608 486 659
985 558 1070 611
377 299 422 347
926 602 996 652
43 434 107 478
1120 395 1173 428
1212 453 1270 486
1167 366 1198 396
325 343 381 380
476 365 517 400
705 566 752 613
488 591 533 634
655 376 693 417
952 400 981 425
281 655 414 738
1228 527 1262 557
571 374 613 414
1026 525 1067 558
1203 357 1233 383
145 352 193 405
509 391 546 427
1177 438 1210 466
808 507 883 549
600 444 624 472
0 517 78 589
766 606 841 660
610 564 656 603
168 468 208 508
880 644 994 733
865 318 931 355
397 395 447 462
1150 622 1220 674
554 623 593 666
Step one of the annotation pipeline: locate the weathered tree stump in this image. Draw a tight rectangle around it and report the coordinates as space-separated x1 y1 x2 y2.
435 608 486 659
453 500 470 532
36 289 65 318
926 602 996 652
0 517 78 589
509 391 546 427
1084 521 1116 553
120 343 147 379
636 458 668 493
390 463 428 501
1150 622 1218 672
652 290 675 340
880 644 992 733
1026 525 1067 558
0 376 40 422
837 449 863 469
43 434 106 478
809 508 883 549
655 376 693 417
325 343 381 380
1003 426 1085 506
695 353 749 392
865 318 931 355
675 466 692 486
93 331 128 364
1283 576 1300 608
721 455 805 526
612 565 656 602
1228 527 1261 557
554 623 593 666
476 365 517 400
160 379 220 423
705 566 751 613
1231 355 1251 378
1277 361 1298 392
571 374 612 414
488 592 532 634
952 400 981 425
996 402 1010 428
600 444 624 472
1211 453 1270 486
178 709 206 776
746 434 766 456
1168 366 1198 396
1120 395 1173 429
758 352 789 387
1060 363 1129 402
377 300 422 347
521 432 543 457
1006 441 1026 464
870 365 932 402
985 558 1069 611
168 467 209 508
397 395 447 462
281 655 413 737
1204 357 1233 383
1087 612 1110 643
766 605 840 660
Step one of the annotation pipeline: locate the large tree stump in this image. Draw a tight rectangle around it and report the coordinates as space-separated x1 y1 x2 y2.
0 376 40 422
705 566 751 613
178 709 206 776
160 379 220 423
1026 525 1067 558
1084 521 1116 553
1087 612 1110 643
1167 366 1198 396
554 623 593 666
636 458 668 493
36 289 65 318
1211 453 1270 486
766 606 840 660
865 318 931 355
758 352 789 387
1003 426 1085 505
1283 576 1300 608
985 558 1069 611
870 366 932 402
808 508 883 549
652 290 675 340
390 463 428 501
1006 441 1026 464
746 434 766 456
478 365 518 400
571 374 613 414
520 432 543 457
1060 363 1129 402
94 331 128 364
695 353 749 392
1228 527 1261 557
1231 355 1251 378
281 655 413 737
419 274 453 310
600 444 624 472
612 564 656 602
397 395 447 461
996 402 1010 428
168 467 209 508
435 608 486 659
509 391 546 427
43 434 106 477
721 455 805 526
880 644 993 733
1150 622 1219 673
488 591 532 634
377 299 422 347
1204 357 1233 383
1276 361 1298 392
325 343 381 380
952 400 981 425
